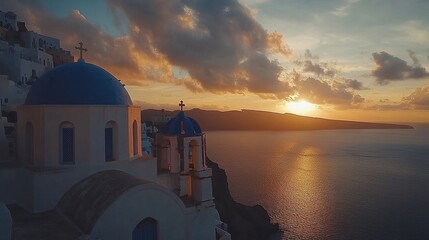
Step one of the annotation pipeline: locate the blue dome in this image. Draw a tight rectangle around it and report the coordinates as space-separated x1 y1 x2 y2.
25 60 133 105
164 111 202 136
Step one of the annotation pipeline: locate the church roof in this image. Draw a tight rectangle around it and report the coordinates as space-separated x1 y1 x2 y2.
57 170 148 234
163 111 202 136
24 60 133 105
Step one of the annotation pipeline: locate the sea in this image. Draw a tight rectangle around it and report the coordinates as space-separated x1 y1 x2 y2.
205 124 429 240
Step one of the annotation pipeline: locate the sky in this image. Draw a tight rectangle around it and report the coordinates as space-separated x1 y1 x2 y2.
2 0 429 122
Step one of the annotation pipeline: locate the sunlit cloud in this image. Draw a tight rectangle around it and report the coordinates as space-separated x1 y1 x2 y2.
402 85 429 110
291 73 365 108
107 0 295 98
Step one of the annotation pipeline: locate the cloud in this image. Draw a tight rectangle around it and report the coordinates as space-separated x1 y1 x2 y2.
365 103 409 111
331 0 360 17
407 49 419 66
304 49 318 60
107 0 293 98
343 78 368 90
300 49 336 77
365 85 429 110
2 0 170 85
292 74 364 107
5 0 293 99
371 51 429 85
402 85 429 110
303 60 336 77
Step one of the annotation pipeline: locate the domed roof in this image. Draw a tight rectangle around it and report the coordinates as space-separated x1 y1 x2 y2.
25 60 133 105
164 111 202 136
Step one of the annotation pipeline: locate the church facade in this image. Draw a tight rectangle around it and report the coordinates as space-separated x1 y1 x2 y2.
0 58 229 239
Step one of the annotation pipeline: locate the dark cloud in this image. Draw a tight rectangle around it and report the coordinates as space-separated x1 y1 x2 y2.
303 60 335 77
402 85 429 110
301 50 335 77
292 74 364 107
344 79 368 90
372 51 429 85
107 0 292 98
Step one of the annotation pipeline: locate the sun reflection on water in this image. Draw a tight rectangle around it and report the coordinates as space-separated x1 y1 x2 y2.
278 146 334 239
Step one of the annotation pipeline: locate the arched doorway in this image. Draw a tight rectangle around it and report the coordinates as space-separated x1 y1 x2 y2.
132 217 158 240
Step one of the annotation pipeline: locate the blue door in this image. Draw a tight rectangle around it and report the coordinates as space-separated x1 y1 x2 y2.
132 218 157 240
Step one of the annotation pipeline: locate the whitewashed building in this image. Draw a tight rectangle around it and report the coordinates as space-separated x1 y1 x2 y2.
0 59 227 240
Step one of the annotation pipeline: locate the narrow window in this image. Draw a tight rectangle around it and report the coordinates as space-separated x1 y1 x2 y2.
105 127 113 161
60 122 74 164
105 121 117 161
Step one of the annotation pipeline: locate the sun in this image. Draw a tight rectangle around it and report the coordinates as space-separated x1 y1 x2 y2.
285 100 316 115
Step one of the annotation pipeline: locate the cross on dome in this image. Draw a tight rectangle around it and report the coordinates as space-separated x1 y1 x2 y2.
179 100 185 111
75 42 88 61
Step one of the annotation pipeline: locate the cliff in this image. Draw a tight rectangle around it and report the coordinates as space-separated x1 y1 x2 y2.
141 109 413 131
207 158 280 240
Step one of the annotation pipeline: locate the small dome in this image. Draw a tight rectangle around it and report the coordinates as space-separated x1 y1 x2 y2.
164 111 202 136
25 61 133 105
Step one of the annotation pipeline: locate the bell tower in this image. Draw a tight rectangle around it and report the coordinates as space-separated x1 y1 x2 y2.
155 101 213 203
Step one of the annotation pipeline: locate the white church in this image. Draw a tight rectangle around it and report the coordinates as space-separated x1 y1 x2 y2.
0 50 230 239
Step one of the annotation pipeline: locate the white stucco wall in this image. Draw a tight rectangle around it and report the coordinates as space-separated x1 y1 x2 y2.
17 105 142 167
92 183 219 240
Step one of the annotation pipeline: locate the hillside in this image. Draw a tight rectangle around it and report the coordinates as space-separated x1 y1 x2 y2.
141 109 413 131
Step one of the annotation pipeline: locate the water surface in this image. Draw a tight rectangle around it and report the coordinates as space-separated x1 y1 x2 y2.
206 126 429 240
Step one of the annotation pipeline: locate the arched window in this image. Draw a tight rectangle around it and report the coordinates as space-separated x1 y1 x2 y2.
133 218 158 240
26 122 34 164
133 120 138 156
60 121 74 164
105 121 117 162
161 139 172 171
189 140 199 169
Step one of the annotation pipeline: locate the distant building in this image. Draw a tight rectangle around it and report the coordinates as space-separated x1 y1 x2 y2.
151 109 173 123
0 11 17 31
141 121 157 156
0 10 73 111
0 10 74 162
